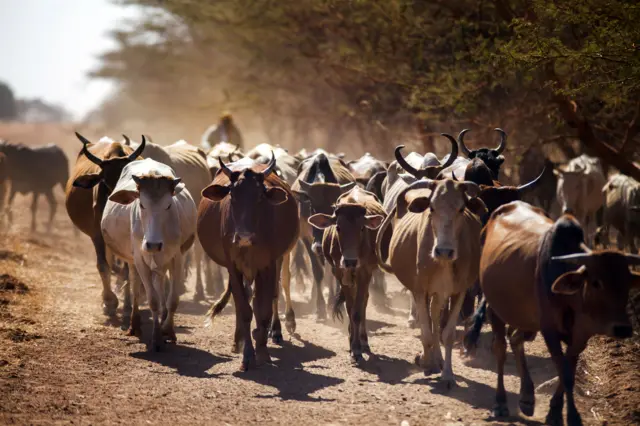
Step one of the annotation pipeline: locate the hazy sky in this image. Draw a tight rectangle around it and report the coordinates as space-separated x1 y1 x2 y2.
0 0 140 120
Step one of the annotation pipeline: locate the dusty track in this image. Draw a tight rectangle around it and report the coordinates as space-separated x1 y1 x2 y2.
0 190 625 425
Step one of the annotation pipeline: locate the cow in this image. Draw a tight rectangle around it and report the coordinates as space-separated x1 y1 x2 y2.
0 152 6 226
291 151 356 320
198 154 299 370
518 145 558 214
466 201 640 426
247 143 299 186
206 141 244 177
346 153 388 187
65 133 145 316
123 136 215 300
101 158 197 350
201 112 244 151
376 178 484 387
308 186 385 364
454 128 507 180
0 140 69 232
595 174 640 253
555 154 606 244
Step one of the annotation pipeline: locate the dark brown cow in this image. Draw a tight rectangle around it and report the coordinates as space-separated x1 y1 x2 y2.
65 133 145 316
0 140 69 232
469 201 640 425
0 152 6 224
308 187 385 364
198 154 299 371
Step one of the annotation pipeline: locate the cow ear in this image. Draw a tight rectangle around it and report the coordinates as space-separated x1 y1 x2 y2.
265 187 288 205
73 173 102 189
460 182 480 199
407 197 431 213
292 189 309 202
364 215 384 230
551 268 587 295
109 190 139 205
308 213 335 230
465 197 488 217
202 184 230 201
172 178 185 195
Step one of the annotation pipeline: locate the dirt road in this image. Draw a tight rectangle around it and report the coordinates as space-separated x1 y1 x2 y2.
0 193 618 425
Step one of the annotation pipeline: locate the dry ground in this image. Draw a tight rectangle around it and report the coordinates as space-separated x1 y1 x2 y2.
0 124 637 425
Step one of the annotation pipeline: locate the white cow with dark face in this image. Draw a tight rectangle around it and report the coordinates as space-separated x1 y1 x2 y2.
101 158 197 351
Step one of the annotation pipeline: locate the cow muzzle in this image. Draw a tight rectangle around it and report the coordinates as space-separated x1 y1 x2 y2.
433 246 456 261
144 241 163 253
232 232 254 247
311 241 323 256
611 324 633 339
341 257 358 269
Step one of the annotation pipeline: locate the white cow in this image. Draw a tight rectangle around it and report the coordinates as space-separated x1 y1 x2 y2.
101 158 197 351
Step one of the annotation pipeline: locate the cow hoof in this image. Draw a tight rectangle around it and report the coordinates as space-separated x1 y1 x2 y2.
315 312 327 322
270 331 283 345
362 344 371 354
545 408 564 426
256 349 271 366
519 398 535 416
102 298 119 317
231 342 242 354
121 315 131 331
193 291 205 303
285 310 296 334
493 403 509 418
440 375 457 389
350 352 364 366
162 329 177 344
407 318 418 329
126 326 141 337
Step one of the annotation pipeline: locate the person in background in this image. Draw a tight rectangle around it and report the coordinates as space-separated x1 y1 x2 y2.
201 111 244 151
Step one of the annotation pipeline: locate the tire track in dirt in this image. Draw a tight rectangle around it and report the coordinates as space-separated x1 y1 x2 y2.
0 193 613 425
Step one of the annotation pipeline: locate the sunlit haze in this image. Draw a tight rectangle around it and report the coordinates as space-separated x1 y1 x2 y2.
0 0 139 120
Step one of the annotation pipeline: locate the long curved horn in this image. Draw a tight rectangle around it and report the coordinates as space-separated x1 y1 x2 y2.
75 131 92 146
551 253 593 264
394 145 420 178
452 170 459 181
440 133 458 169
218 156 233 178
80 143 103 166
457 129 472 157
261 151 277 177
127 135 146 161
122 134 131 146
517 167 546 193
494 128 507 154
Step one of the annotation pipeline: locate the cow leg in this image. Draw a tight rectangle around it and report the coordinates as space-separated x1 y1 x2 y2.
440 292 465 388
408 296 418 329
30 192 39 232
162 255 182 344
429 293 445 372
304 238 326 321
229 267 254 371
542 330 587 426
414 292 439 374
281 252 296 335
269 257 284 345
121 263 132 331
253 265 276 366
358 271 372 355
370 269 391 314
5 188 16 226
490 307 509 417
126 266 142 337
92 235 118 316
193 245 205 302
135 258 163 351
43 189 56 233
507 327 535 416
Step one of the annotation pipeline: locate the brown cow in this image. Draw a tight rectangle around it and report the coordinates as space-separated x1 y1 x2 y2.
0 152 6 225
65 133 145 316
470 201 640 425
308 187 385 364
198 154 299 370
376 178 484 387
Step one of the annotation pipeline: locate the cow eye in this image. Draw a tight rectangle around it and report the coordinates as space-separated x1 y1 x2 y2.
336 225 341 232
140 203 145 210
166 204 171 210
592 280 602 289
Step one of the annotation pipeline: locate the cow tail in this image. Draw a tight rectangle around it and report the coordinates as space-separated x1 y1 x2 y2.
204 279 232 327
463 295 487 354
375 207 395 273
331 286 346 323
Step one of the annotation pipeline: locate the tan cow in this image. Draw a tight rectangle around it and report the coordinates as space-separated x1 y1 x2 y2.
377 178 484 387
308 187 385 364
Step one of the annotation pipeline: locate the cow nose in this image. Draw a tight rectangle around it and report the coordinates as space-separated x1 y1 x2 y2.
311 242 323 256
145 242 163 252
563 208 574 215
433 247 456 260
612 324 633 339
232 233 254 247
342 258 358 269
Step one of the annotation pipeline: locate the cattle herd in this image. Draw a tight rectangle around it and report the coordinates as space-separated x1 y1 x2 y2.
1 126 640 426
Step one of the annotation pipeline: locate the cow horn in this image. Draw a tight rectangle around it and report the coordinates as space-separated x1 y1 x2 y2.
81 143 103 166
261 151 277 177
625 254 640 266
440 133 459 169
457 129 472 157
218 156 233 178
394 145 421 178
550 253 593 264
452 170 459 181
122 134 131 146
75 131 92 146
127 135 146 161
517 167 546 193
494 128 507 154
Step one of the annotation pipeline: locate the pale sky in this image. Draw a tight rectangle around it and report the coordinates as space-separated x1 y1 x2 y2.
0 0 140 120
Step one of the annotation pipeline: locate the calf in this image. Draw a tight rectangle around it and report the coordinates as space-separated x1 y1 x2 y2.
102 158 197 351
308 187 385 364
